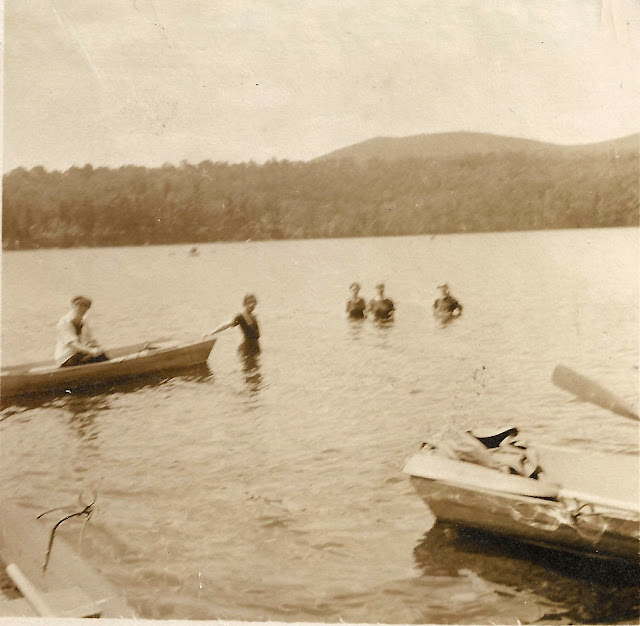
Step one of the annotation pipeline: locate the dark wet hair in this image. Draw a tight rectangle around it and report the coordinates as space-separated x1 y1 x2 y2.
243 293 257 306
72 295 92 308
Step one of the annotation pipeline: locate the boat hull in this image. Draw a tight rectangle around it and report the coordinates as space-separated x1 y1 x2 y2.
409 475 639 562
404 445 640 563
1 337 215 398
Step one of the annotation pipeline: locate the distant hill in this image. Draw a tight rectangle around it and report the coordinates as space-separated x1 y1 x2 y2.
313 131 639 164
3 131 638 250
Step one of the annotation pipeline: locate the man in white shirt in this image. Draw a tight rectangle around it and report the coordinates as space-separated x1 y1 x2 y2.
55 296 109 367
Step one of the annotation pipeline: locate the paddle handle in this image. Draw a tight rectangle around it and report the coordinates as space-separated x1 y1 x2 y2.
552 365 639 421
6 563 55 616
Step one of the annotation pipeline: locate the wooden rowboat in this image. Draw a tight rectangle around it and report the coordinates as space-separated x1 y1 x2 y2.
0 501 137 618
1 336 216 399
403 432 640 563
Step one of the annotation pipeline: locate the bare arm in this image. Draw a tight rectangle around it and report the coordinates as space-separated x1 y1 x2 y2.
208 320 235 335
68 339 102 356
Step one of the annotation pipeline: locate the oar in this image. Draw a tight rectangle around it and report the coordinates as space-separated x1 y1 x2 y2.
552 364 638 421
5 563 55 616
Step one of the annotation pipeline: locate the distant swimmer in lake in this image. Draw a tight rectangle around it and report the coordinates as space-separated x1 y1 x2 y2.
368 283 395 321
346 282 367 319
55 296 109 367
433 283 463 319
209 293 260 348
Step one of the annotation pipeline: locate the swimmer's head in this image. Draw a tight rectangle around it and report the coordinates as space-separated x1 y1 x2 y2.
243 293 257 311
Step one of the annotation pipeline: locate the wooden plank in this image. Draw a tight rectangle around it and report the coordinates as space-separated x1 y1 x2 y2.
402 452 560 498
0 597 36 617
0 502 136 618
45 586 101 617
0 586 101 618
5 563 55 616
535 445 640 509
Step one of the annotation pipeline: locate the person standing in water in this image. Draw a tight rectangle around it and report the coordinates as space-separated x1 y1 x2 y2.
433 283 463 318
368 283 395 321
209 293 260 348
346 282 367 319
55 296 109 367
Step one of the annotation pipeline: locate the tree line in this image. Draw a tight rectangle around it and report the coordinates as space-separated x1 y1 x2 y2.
2 149 638 250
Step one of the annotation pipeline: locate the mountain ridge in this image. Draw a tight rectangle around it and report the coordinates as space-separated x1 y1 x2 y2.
3 131 638 250
313 131 639 163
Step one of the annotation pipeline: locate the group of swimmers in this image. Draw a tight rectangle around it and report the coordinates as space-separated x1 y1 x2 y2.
346 281 463 321
55 283 462 368
345 283 395 320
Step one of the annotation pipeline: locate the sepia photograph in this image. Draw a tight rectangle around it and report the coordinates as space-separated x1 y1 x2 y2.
1 1 639 624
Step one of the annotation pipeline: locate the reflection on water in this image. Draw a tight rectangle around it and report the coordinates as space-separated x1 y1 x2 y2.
61 394 107 451
373 316 395 349
347 317 366 339
0 363 214 413
0 402 41 422
346 315 394 334
435 314 457 328
414 522 640 624
52 393 107 479
238 340 263 397
374 316 395 329
59 391 110 421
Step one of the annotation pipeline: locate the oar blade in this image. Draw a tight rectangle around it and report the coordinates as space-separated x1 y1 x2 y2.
552 364 639 421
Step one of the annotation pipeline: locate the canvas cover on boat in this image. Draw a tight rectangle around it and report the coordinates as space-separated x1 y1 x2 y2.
424 427 542 479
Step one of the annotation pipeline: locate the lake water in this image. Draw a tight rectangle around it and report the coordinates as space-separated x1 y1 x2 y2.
1 229 638 624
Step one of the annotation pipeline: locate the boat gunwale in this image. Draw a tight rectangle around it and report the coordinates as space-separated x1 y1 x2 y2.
1 336 210 375
2 339 216 378
402 450 562 500
1 337 216 398
407 471 640 517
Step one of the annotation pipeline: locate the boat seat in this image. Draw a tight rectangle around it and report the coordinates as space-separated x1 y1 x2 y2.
0 586 101 618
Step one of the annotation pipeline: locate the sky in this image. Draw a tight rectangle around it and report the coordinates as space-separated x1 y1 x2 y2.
3 0 639 171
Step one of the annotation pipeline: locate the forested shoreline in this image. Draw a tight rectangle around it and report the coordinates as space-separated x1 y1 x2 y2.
3 147 638 250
